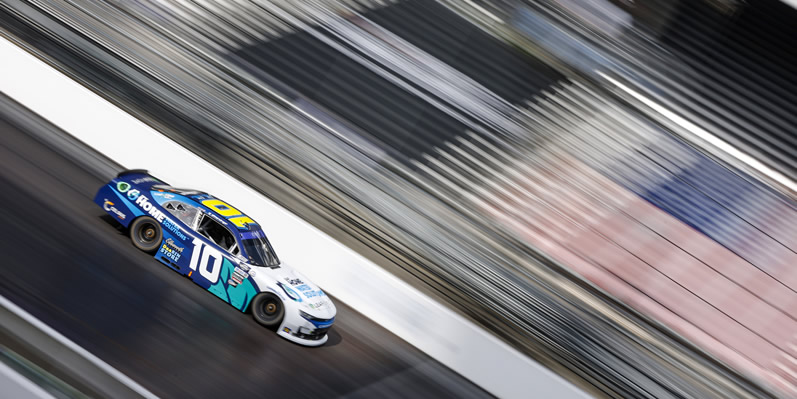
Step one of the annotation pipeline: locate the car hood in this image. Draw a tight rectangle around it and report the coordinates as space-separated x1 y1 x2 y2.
251 264 336 317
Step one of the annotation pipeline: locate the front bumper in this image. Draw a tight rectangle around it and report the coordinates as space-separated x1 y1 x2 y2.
276 311 334 347
277 327 329 346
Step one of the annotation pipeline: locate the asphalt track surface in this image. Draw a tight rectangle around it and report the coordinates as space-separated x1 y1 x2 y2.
0 97 490 398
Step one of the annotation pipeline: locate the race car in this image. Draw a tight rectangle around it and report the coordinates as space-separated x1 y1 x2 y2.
94 170 335 346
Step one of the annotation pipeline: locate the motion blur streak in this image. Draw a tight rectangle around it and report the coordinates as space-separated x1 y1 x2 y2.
0 93 489 398
2 0 795 398
599 72 797 194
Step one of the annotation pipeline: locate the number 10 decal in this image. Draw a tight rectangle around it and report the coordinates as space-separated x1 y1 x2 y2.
188 238 222 284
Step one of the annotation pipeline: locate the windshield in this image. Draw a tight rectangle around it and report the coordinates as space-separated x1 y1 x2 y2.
240 232 280 267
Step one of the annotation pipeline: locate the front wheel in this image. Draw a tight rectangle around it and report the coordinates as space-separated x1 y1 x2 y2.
129 216 162 253
251 293 284 329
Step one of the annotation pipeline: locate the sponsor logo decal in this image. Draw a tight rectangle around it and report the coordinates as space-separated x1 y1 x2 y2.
116 181 130 193
164 238 183 252
162 218 187 240
200 199 255 229
227 263 252 287
134 194 167 222
102 199 126 220
285 278 304 286
207 212 229 225
303 289 326 299
278 282 302 302
283 327 291 334
294 283 325 298
307 301 326 310
127 189 141 201
228 266 250 287
159 238 182 262
131 177 156 184
153 191 174 199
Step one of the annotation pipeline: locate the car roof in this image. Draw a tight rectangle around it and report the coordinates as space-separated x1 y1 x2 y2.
149 184 261 232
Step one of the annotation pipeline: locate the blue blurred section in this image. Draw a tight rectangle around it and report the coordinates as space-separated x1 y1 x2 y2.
619 134 796 264
640 141 749 239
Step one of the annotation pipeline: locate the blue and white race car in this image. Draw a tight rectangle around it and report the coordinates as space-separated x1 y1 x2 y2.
95 170 335 346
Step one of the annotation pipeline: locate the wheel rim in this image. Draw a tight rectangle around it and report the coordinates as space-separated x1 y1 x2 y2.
139 222 157 243
254 295 283 327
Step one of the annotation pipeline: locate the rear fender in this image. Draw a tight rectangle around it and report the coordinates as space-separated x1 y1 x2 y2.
93 183 144 227
94 170 164 226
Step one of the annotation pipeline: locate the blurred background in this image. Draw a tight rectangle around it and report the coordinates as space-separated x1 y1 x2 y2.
2 0 797 397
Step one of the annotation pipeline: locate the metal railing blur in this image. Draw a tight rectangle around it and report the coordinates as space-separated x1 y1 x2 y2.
457 0 797 196
1 0 790 397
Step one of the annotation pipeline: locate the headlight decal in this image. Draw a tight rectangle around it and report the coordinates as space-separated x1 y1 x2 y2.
299 311 335 329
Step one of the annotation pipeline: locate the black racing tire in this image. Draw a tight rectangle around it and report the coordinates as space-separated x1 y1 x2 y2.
129 216 163 253
251 293 285 329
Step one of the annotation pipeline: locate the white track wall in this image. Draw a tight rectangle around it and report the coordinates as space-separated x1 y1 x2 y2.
0 36 588 399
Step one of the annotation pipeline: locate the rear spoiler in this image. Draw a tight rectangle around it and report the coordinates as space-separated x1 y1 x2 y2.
117 169 150 178
115 169 167 186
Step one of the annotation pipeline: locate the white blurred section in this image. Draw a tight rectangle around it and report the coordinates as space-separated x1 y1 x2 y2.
600 72 797 195
0 362 54 399
0 37 589 399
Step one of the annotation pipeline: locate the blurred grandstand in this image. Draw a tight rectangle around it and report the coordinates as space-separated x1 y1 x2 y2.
2 0 796 397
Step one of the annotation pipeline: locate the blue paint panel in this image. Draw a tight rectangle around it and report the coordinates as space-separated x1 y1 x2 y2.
93 184 143 227
111 189 144 219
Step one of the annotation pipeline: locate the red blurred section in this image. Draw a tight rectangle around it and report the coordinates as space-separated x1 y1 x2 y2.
485 153 797 394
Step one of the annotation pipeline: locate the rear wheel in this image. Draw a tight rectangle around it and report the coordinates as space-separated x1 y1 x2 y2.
129 216 162 253
251 293 284 329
